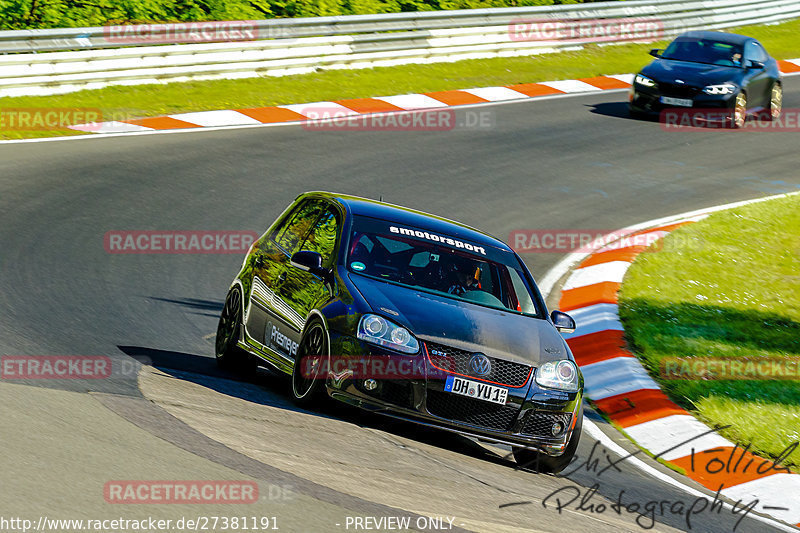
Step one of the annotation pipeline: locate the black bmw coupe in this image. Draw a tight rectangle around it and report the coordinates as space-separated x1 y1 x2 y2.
630 30 782 127
215 192 583 472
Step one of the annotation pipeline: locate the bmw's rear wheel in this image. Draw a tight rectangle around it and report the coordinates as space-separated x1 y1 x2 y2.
292 320 328 406
512 411 583 474
732 92 747 128
765 83 782 121
215 287 251 371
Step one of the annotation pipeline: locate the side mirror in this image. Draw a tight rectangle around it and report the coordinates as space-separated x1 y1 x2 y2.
748 60 765 70
290 251 329 278
551 310 576 334
649 48 662 58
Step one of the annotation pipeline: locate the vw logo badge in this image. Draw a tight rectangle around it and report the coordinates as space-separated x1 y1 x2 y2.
468 353 492 377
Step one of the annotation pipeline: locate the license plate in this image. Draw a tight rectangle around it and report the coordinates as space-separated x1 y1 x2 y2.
661 96 693 107
444 376 508 405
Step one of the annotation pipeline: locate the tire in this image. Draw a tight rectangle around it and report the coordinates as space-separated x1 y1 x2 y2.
512 410 583 474
291 319 328 407
732 92 747 129
765 82 782 121
215 287 253 372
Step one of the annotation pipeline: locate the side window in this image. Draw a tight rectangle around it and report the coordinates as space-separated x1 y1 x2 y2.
745 41 768 63
509 269 537 315
272 200 326 254
299 207 340 266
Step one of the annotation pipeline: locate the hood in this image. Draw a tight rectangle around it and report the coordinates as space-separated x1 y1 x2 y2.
348 273 568 366
642 59 744 87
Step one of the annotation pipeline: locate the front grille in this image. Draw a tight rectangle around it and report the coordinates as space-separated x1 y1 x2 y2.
426 342 532 388
657 83 701 99
521 411 573 438
426 390 520 431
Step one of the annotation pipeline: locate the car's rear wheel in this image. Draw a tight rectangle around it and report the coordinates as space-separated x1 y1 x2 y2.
512 410 583 474
215 287 252 371
765 82 782 121
732 92 747 128
291 320 328 406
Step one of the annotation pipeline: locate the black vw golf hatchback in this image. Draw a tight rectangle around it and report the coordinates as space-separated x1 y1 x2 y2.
215 192 583 472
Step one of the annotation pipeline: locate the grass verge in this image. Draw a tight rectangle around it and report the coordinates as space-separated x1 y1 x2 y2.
1 18 800 140
618 194 800 473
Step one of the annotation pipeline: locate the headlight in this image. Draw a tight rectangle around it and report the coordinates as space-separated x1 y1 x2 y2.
357 314 419 354
535 360 579 392
634 74 656 87
703 83 737 95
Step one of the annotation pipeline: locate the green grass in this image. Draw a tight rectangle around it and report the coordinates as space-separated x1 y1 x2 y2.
1 17 800 139
618 194 800 472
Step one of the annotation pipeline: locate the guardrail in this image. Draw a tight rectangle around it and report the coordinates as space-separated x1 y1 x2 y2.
1 0 798 98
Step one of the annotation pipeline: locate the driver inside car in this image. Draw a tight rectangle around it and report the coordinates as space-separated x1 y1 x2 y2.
447 260 481 295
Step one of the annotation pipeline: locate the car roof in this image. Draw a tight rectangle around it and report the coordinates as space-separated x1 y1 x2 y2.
674 31 754 46
300 191 513 253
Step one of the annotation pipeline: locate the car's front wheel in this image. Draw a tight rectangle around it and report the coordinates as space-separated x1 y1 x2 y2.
291 319 328 406
732 92 747 128
765 82 782 121
512 411 583 474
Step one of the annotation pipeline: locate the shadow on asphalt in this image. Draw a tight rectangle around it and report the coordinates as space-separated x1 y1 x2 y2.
118 345 504 466
587 101 655 121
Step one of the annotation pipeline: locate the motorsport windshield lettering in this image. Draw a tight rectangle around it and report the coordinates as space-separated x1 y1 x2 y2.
389 226 487 255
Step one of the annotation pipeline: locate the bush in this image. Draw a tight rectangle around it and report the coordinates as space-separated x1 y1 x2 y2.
0 0 597 30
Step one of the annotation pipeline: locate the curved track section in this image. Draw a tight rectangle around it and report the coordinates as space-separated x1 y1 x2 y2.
2 82 799 532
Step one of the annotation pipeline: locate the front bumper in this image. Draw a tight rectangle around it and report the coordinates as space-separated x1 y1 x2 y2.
630 83 737 116
326 332 583 456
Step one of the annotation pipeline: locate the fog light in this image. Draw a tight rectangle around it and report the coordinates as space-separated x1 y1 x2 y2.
364 379 378 391
551 421 565 436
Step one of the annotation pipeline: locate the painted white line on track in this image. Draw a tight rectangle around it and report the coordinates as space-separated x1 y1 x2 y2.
624 414 735 461
70 121 153 133
168 110 263 127
540 79 603 93
581 357 661 400
279 101 359 117
462 87 528 101
561 303 624 338
721 475 800 525
606 73 635 85
562 261 631 290
375 94 448 110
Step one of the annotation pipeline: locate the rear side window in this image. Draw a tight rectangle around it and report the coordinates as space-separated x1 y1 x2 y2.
272 200 326 254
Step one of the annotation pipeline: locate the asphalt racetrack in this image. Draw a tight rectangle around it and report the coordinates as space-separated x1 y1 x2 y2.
1 80 799 533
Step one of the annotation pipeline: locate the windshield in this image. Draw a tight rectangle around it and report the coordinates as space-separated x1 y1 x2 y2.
661 38 743 67
347 216 541 317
